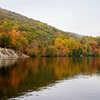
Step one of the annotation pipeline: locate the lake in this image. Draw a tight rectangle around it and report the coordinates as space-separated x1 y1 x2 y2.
0 57 100 100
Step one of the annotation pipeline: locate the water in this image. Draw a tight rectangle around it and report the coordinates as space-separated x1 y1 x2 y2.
0 57 100 100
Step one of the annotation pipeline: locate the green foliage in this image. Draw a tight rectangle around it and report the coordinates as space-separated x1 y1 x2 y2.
0 33 11 48
26 48 38 57
46 46 58 57
0 8 100 57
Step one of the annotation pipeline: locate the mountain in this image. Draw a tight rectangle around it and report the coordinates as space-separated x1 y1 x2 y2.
0 8 80 37
0 8 99 57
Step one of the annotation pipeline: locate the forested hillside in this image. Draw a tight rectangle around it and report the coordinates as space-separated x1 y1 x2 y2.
0 8 100 57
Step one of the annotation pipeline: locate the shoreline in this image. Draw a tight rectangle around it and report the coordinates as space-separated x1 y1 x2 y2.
0 48 29 60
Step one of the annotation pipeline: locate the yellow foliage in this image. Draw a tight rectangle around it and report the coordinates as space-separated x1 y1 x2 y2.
10 30 19 47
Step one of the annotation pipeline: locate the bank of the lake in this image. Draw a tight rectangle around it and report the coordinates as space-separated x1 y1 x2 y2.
0 48 29 59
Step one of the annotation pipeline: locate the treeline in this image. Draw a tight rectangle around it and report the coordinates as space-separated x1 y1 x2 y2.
0 21 100 57
0 8 100 57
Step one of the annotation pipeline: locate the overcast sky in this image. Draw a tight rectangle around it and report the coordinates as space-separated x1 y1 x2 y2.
0 0 100 36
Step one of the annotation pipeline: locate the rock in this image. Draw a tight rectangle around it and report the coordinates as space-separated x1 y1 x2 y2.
19 54 30 58
0 48 29 59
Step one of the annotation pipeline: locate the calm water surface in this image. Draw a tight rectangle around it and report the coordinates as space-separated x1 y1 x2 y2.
0 57 100 100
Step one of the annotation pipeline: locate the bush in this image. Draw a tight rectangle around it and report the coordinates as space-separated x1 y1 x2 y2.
26 48 38 57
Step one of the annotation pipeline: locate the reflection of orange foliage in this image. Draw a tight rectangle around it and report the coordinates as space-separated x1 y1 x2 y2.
0 57 100 92
10 68 20 86
31 58 39 71
89 58 99 72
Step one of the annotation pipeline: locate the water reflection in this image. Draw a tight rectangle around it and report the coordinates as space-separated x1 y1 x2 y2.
0 59 17 68
0 57 100 100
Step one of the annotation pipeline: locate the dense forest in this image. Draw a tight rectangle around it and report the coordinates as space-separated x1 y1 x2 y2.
0 8 100 57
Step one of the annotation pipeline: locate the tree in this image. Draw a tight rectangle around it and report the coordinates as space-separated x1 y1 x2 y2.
0 33 11 48
10 30 19 47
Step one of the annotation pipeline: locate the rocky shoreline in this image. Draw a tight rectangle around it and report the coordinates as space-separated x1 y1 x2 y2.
0 48 29 59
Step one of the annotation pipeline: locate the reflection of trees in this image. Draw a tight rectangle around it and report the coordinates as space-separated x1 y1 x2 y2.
0 59 17 68
0 57 100 99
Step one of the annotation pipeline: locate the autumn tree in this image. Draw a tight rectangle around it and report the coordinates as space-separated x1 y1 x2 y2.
0 33 11 48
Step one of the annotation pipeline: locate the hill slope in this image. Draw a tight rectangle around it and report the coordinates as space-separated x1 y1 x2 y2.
0 8 79 37
0 8 100 57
